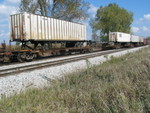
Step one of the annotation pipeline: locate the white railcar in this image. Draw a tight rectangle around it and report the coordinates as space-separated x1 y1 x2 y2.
131 35 140 42
109 32 131 42
139 37 144 43
10 12 86 41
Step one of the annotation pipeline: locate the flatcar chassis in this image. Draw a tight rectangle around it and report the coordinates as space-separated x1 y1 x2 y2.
0 40 98 63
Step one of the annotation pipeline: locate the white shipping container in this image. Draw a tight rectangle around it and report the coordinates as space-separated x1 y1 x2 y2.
10 12 86 41
131 35 140 42
109 32 131 42
139 37 144 42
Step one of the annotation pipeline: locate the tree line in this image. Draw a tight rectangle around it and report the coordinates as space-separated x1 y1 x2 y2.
19 0 89 22
19 0 134 41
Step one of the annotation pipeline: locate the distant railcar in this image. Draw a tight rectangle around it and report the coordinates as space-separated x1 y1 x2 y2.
109 32 144 48
131 35 140 43
144 39 150 45
109 32 131 42
139 37 144 43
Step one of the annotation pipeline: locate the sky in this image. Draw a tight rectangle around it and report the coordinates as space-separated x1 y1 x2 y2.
0 0 150 42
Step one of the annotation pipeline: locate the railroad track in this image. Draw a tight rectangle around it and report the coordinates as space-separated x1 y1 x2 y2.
0 48 128 76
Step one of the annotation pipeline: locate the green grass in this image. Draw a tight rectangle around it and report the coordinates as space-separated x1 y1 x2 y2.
0 47 150 113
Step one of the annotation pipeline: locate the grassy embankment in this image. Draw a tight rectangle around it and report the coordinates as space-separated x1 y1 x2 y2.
0 47 150 113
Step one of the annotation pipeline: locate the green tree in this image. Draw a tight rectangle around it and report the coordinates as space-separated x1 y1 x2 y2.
19 0 89 22
147 37 150 39
91 3 133 41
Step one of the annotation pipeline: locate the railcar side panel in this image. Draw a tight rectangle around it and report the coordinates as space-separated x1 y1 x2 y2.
109 32 130 42
10 12 86 41
139 37 144 43
131 35 140 42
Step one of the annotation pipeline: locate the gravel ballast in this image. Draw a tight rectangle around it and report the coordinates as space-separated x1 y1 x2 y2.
0 46 148 99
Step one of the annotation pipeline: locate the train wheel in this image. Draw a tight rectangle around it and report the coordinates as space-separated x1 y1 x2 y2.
115 45 121 49
25 54 34 62
17 53 26 62
0 56 4 63
89 48 93 52
130 44 134 48
80 49 84 53
3 56 11 63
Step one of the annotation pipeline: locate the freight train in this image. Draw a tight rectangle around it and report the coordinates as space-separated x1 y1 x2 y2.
0 12 148 63
109 32 145 48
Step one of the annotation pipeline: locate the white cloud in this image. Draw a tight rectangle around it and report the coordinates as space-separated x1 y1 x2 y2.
88 4 98 13
0 1 19 26
143 14 150 21
5 0 20 4
81 4 99 40
135 14 150 25
0 24 8 29
0 0 20 42
131 27 140 33
0 0 20 18
0 30 5 33
141 26 149 31
132 14 150 37
131 26 150 37
0 4 18 16
0 32 9 37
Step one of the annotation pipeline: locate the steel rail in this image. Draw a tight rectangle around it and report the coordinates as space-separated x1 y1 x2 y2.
0 48 128 76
